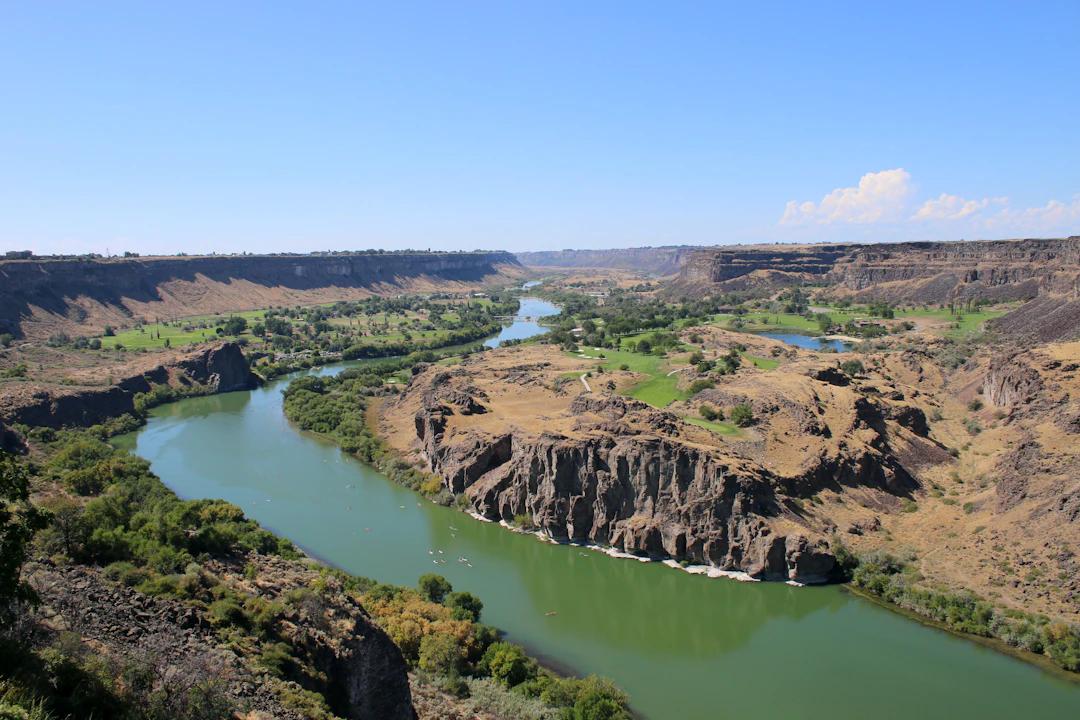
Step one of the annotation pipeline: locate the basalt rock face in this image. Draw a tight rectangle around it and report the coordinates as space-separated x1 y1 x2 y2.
0 341 259 428
678 245 848 286
983 353 1043 407
404 368 935 583
671 237 1080 305
826 237 1080 303
28 557 417 720
0 251 519 338
177 342 261 393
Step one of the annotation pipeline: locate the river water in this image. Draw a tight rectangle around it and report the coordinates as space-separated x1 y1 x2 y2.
115 301 1080 720
484 296 559 347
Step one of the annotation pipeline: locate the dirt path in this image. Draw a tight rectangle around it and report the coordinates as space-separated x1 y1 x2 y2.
580 373 592 392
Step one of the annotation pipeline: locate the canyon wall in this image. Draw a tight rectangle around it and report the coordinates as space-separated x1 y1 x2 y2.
0 251 521 339
670 237 1080 304
0 341 258 429
389 349 945 584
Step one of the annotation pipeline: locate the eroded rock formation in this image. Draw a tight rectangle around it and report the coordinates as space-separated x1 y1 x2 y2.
0 341 259 428
387 346 944 584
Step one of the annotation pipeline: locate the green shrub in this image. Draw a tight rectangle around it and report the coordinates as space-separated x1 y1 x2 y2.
687 379 714 395
207 598 249 629
480 642 536 687
730 403 754 427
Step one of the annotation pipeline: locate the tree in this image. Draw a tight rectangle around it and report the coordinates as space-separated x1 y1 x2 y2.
103 325 115 337
700 404 720 421
446 591 483 622
222 316 248 336
418 573 452 604
41 496 88 558
418 632 464 676
0 452 49 623
730 403 754 427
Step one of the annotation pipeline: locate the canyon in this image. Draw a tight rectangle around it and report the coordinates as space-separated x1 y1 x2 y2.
0 251 522 340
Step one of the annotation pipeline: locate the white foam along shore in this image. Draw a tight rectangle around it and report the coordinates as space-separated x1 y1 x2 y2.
465 509 762 582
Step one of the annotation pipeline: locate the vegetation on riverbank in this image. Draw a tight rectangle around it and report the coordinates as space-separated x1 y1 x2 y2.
1 410 631 719
834 545 1080 674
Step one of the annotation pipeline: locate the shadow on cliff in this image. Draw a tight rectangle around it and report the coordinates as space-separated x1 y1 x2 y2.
0 253 517 336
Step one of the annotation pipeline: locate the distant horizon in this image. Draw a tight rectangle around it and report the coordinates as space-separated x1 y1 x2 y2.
5 232 1079 261
2 3 1077 256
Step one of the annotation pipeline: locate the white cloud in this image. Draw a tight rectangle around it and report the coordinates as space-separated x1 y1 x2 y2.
780 168 913 225
983 195 1080 235
778 170 1079 238
913 193 1004 221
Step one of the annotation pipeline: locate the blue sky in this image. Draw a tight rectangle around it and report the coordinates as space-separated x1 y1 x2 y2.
1 1 1078 255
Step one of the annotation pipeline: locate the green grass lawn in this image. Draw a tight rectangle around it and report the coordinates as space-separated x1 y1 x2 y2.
570 346 687 408
101 322 226 349
714 308 868 334
740 352 779 370
893 307 1006 337
683 416 741 436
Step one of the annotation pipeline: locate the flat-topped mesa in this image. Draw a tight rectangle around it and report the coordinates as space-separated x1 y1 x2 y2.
669 237 1080 305
386 346 945 584
0 251 521 339
825 237 1080 302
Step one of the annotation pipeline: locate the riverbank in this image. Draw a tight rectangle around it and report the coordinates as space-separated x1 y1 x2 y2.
119 363 1080 719
292 340 1080 680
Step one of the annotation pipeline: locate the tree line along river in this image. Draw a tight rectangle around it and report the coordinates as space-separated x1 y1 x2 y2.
114 299 1080 719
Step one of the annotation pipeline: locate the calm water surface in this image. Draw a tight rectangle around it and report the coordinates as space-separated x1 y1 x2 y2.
484 296 558 347
758 331 852 352
116 304 1079 720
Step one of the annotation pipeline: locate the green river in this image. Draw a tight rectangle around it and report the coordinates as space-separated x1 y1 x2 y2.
114 312 1079 719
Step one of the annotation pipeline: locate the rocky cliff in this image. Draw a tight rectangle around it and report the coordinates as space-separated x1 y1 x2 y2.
0 341 259 428
0 251 521 339
384 344 943 584
668 237 1080 305
825 237 1080 303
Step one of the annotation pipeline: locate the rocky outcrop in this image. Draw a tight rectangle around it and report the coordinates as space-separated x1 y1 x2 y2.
432 427 835 583
29 558 417 720
177 342 262 393
982 353 1043 407
404 375 938 582
0 341 259 428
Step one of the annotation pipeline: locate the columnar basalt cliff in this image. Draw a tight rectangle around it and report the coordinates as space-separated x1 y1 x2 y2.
664 237 1080 307
385 345 944 584
824 237 1080 303
0 341 259 428
0 251 521 338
